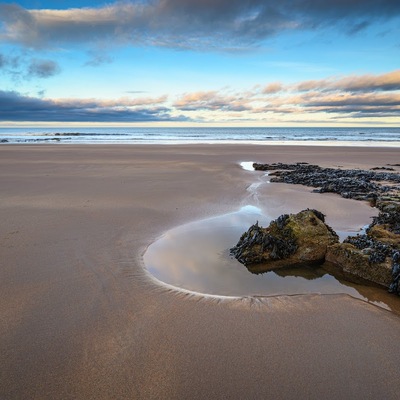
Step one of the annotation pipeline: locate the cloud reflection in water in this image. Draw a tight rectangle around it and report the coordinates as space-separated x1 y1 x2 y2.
144 206 395 311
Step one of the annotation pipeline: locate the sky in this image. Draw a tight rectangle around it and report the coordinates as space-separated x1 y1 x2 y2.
0 0 399 127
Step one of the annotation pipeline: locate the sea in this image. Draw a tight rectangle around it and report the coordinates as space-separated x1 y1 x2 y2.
0 126 399 145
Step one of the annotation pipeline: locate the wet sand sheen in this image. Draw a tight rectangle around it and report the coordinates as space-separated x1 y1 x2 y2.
1 144 400 399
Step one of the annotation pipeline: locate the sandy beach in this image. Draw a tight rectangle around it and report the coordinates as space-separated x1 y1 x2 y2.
1 144 400 399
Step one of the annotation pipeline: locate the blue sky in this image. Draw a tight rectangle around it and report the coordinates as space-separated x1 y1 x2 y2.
0 0 399 126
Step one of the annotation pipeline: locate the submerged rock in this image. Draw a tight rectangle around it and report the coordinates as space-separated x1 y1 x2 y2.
230 209 339 273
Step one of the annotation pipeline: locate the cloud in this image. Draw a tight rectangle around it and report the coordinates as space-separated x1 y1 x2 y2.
347 20 370 35
300 92 400 116
263 82 283 94
84 52 113 67
1 69 399 122
125 90 148 94
0 91 185 122
0 1 399 50
0 52 21 71
28 59 60 78
0 52 61 80
173 69 400 119
295 70 400 93
174 91 250 111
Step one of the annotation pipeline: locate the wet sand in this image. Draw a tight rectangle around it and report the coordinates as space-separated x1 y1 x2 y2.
1 144 400 399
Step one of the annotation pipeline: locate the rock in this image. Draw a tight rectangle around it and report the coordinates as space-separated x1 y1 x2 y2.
253 162 400 203
343 234 393 263
371 167 395 171
368 225 399 246
326 203 400 289
242 162 400 292
326 243 393 287
230 209 339 273
370 201 400 234
389 252 400 295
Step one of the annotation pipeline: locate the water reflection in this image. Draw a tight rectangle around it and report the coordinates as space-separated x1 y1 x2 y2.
240 161 255 171
144 206 400 312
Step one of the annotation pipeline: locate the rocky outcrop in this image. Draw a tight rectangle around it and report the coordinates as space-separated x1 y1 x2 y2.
253 162 400 204
389 252 400 295
230 209 339 273
325 243 393 287
232 203 400 293
326 202 400 289
245 162 400 293
370 202 400 234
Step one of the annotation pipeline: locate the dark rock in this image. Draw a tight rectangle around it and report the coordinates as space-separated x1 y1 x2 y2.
326 243 393 287
370 202 400 234
253 162 400 203
231 209 339 273
388 251 400 295
0 139 8 143
246 161 400 293
343 234 393 263
371 167 395 171
326 202 400 290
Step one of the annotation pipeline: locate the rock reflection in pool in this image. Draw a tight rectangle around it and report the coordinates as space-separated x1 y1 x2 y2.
144 206 397 311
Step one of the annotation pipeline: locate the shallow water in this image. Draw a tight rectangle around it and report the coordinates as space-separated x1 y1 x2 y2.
144 163 400 312
144 205 400 312
1 126 400 144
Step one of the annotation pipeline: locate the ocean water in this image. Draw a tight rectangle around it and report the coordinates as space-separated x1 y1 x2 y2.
0 126 399 145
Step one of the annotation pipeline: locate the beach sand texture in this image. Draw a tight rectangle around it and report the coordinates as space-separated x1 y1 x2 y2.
1 144 400 399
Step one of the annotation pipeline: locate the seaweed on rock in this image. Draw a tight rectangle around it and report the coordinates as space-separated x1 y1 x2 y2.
230 209 338 273
230 218 298 265
253 162 400 203
389 252 400 295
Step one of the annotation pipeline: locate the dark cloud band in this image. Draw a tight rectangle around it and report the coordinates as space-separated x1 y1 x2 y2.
0 1 399 50
0 91 186 122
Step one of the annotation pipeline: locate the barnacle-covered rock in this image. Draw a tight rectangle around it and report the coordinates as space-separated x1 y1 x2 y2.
326 202 400 289
253 162 400 203
325 243 393 287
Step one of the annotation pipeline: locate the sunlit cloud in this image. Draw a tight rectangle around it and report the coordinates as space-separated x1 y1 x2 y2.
172 70 400 121
295 70 400 93
1 69 399 123
263 82 284 94
173 91 250 112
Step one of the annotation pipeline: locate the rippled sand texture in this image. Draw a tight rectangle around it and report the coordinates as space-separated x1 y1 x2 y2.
1 144 400 399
